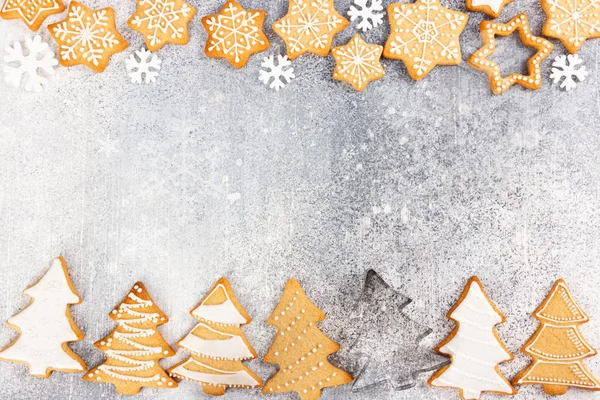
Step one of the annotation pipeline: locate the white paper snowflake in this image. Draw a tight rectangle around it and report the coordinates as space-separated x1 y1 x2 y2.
3 35 58 92
259 55 295 91
348 0 384 32
126 48 161 84
550 54 588 91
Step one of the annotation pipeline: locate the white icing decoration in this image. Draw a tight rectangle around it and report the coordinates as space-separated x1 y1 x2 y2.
179 323 253 360
191 284 247 325
431 281 513 400
0 258 84 376
470 0 505 13
171 359 260 387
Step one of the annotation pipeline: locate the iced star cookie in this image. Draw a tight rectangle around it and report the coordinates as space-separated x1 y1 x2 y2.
541 0 600 54
466 0 512 19
128 0 196 52
273 0 348 60
0 257 86 378
202 0 269 69
383 0 468 80
332 34 384 91
0 0 64 30
468 13 553 94
168 277 262 395
428 277 516 400
48 1 128 73
84 282 177 395
263 279 353 400
513 279 600 395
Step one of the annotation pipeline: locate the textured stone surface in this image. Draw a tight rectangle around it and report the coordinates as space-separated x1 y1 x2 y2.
1 0 600 399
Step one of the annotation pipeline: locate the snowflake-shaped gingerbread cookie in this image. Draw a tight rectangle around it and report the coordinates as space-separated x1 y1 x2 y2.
274 0 348 59
550 54 587 91
48 1 128 73
332 34 384 91
348 0 384 32
383 0 468 80
202 0 269 69
541 0 600 54
3 35 58 92
0 0 64 30
128 0 196 52
126 48 162 84
259 55 295 91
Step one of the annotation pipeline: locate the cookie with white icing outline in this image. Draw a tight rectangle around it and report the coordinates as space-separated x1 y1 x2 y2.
428 276 516 400
466 0 512 19
168 277 262 395
0 256 86 378
83 282 177 395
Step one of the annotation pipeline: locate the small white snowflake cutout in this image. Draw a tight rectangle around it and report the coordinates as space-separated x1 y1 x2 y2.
550 54 588 91
125 48 161 84
348 0 384 32
259 55 295 91
3 35 58 92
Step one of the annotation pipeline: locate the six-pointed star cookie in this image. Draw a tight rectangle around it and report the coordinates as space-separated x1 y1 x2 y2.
202 0 269 69
332 34 384 91
541 0 600 54
0 0 64 30
383 0 468 80
466 0 513 18
273 0 349 60
129 0 196 52
48 1 128 73
468 13 553 95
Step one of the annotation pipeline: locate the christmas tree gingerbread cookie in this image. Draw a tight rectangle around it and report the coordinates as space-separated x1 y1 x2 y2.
84 282 177 395
263 279 353 400
513 279 600 395
168 277 262 395
0 257 86 377
1 0 64 30
428 277 516 399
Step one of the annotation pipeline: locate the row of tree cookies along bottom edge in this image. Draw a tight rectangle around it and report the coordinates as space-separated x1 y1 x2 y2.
0 256 597 399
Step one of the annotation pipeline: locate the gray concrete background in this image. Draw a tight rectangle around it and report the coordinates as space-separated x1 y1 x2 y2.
1 0 600 398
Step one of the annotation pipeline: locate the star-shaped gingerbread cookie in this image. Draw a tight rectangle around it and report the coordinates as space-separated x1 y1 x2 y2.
128 0 196 52
48 1 128 73
383 0 468 80
202 0 269 68
466 0 513 18
1 0 64 30
468 13 553 94
541 0 600 54
332 34 384 91
273 0 348 60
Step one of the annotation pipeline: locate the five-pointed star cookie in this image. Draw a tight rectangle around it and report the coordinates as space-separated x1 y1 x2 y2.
48 1 128 73
468 13 553 94
332 34 384 91
129 0 196 52
466 0 513 18
0 0 64 30
273 0 349 60
383 0 468 80
541 0 600 54
202 0 269 69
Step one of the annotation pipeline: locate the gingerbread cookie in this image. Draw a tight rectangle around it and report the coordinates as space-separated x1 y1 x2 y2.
429 277 516 400
466 0 512 19
541 0 600 54
332 34 384 91
0 0 64 30
263 279 353 400
513 279 600 395
169 277 262 395
273 0 348 60
84 282 177 395
202 0 269 69
48 1 128 73
383 0 468 80
128 0 196 52
0 257 86 378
